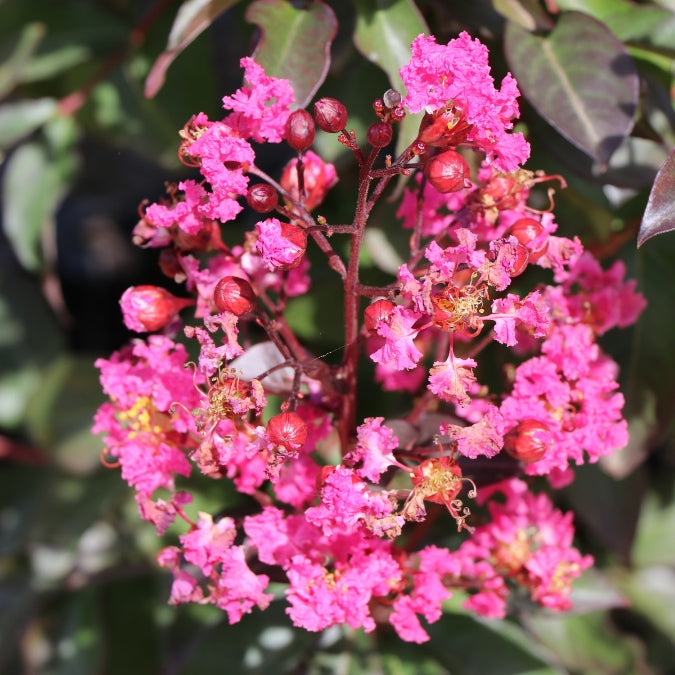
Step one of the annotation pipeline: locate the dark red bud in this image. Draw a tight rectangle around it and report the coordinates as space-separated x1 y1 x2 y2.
285 109 315 152
367 121 393 148
424 150 471 193
314 97 348 133
373 99 385 114
214 276 257 316
364 299 395 333
504 420 552 463
267 411 307 451
507 218 548 262
247 184 279 213
391 106 406 122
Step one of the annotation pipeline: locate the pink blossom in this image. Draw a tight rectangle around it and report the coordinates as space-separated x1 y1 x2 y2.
490 290 550 347
400 32 530 171
370 305 424 371
374 362 426 393
255 218 307 270
222 57 294 143
144 180 213 235
428 355 477 407
180 512 237 576
441 404 504 459
135 491 192 535
344 417 401 482
211 546 273 623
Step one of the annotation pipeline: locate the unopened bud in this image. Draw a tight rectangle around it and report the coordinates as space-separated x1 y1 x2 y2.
120 285 193 333
285 109 315 152
367 121 393 148
504 420 552 463
507 218 548 262
314 97 348 133
383 89 402 109
424 150 471 193
213 276 257 316
267 411 307 451
364 299 395 334
247 183 279 213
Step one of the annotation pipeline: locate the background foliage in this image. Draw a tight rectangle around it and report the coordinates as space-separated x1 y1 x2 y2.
1 0 674 672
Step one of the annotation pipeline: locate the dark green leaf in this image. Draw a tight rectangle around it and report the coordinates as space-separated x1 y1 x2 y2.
631 491 675 567
245 0 338 109
504 12 639 167
144 0 242 98
637 147 675 247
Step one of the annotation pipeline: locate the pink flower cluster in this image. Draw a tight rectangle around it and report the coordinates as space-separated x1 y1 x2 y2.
94 37 645 643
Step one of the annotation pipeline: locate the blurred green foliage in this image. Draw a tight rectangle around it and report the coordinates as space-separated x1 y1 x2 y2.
0 0 674 672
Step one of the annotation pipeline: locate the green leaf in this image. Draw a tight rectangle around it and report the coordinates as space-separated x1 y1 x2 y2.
1 117 77 272
490 0 554 31
352 0 428 153
0 98 57 152
144 0 241 98
631 490 675 567
520 610 642 673
0 22 45 98
245 0 338 109
504 12 639 167
637 147 675 247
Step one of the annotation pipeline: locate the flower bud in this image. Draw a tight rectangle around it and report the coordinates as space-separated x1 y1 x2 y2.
314 97 348 133
507 218 548 262
503 420 552 463
417 105 469 147
383 89 402 109
285 109 315 152
280 150 338 212
247 183 279 213
213 276 257 316
364 299 395 334
508 242 530 277
256 218 308 270
424 150 471 193
367 121 393 148
267 411 307 451
120 285 193 333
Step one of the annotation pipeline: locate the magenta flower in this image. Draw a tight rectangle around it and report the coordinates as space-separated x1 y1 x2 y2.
400 32 530 171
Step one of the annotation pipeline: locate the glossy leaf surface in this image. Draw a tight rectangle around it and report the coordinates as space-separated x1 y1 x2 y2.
638 147 675 247
505 12 639 167
246 0 337 109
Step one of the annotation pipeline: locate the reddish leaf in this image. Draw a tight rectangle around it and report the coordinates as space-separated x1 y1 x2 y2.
504 12 638 168
145 0 240 98
638 147 675 248
245 0 337 109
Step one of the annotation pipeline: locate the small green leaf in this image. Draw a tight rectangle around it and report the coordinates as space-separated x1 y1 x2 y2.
0 22 45 98
504 12 639 167
490 0 554 31
637 147 675 247
144 0 241 98
0 98 57 151
245 0 338 109
1 118 77 272
632 490 675 567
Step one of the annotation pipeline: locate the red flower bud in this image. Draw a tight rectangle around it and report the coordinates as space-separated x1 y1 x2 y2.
417 105 470 147
364 299 395 334
507 218 548 262
503 420 552 464
247 183 279 213
214 276 257 316
508 242 530 277
314 97 348 133
424 150 471 193
285 109 315 152
267 411 307 451
367 121 393 148
120 285 193 333
280 151 338 212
